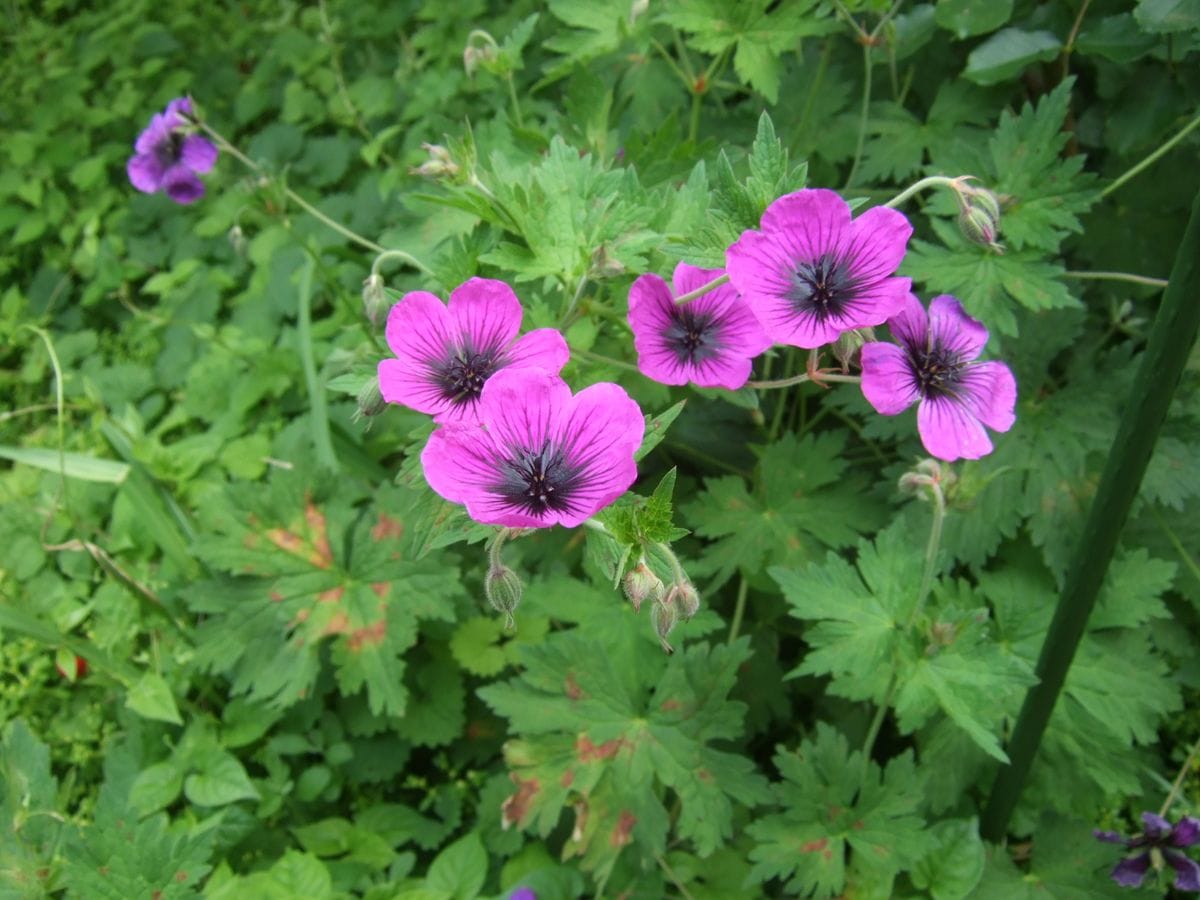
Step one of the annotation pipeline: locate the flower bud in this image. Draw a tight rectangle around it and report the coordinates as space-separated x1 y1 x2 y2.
833 326 873 372
410 143 460 180
463 42 497 78
666 580 700 620
965 184 1002 223
958 205 1001 251
354 377 387 422
228 224 247 256
486 565 523 630
361 272 388 325
623 561 663 612
652 596 678 654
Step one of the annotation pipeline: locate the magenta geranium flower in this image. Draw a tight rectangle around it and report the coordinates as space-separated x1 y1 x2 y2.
860 294 1016 461
421 368 644 528
628 263 772 389
126 98 218 205
378 278 569 424
1094 811 1200 891
725 188 913 348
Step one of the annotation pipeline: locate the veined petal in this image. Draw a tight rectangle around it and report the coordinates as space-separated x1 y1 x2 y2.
843 205 913 283
127 153 165 193
447 277 522 354
479 368 571 453
385 292 455 365
505 328 569 374
181 134 218 173
886 293 929 350
670 262 727 299
725 228 807 333
707 298 773 359
630 274 686 384
758 189 853 264
690 354 755 390
929 294 988 360
1109 853 1151 888
378 357 454 419
552 382 644 527
917 394 993 461
861 342 920 415
964 361 1017 433
823 276 911 334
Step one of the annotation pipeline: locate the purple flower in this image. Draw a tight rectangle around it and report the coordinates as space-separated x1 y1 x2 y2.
126 98 218 204
725 188 913 349
628 263 772 389
378 278 569 424
507 890 537 900
1094 811 1200 891
421 368 644 528
859 294 1016 461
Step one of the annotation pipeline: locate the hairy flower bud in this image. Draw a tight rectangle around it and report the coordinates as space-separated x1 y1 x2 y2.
410 143 460 180
623 561 664 612
228 224 247 256
666 580 700 620
833 326 874 372
486 565 523 629
354 377 387 423
653 596 678 654
958 205 1000 250
362 272 388 325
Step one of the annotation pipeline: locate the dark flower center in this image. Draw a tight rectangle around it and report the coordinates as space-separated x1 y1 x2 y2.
434 350 500 406
787 253 859 320
663 307 720 364
156 131 186 168
495 444 580 516
910 343 964 399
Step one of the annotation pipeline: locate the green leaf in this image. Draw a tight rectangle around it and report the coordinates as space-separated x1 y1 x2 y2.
183 751 260 807
934 0 1014 39
636 401 686 461
911 818 986 900
205 851 335 900
129 762 184 816
426 832 488 900
747 724 934 898
1075 14 1158 61
963 28 1062 85
1135 0 1200 33
125 672 183 725
0 445 129 483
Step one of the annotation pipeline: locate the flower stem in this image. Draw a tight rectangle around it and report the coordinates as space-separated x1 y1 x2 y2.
1101 107 1200 199
673 273 729 305
297 255 338 471
842 43 873 191
1062 269 1168 288
654 853 697 900
861 479 946 781
747 372 862 390
196 121 390 256
727 576 749 644
882 175 967 209
981 184 1200 842
1159 733 1200 818
370 248 434 278
576 349 641 373
506 73 524 128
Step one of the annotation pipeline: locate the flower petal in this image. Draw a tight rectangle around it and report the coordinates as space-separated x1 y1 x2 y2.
385 292 455 366
861 342 920 415
824 276 911 334
886 293 929 350
690 354 755 390
928 294 989 361
134 113 171 154
1166 848 1200 891
505 328 570 374
670 262 727 299
378 357 454 419
479 368 571 454
421 424 548 527
552 382 644 527
447 277 522 354
127 153 165 193
758 189 853 263
726 227 821 346
844 205 913 283
181 134 218 173
1172 816 1200 848
1110 853 1151 888
1093 829 1133 846
162 167 205 204
917 394 993 461
963 361 1017 433
165 97 194 124
630 274 687 384
1143 811 1174 840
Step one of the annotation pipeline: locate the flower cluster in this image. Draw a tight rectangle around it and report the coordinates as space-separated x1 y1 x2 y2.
626 188 1016 461
127 97 218 205
379 278 644 529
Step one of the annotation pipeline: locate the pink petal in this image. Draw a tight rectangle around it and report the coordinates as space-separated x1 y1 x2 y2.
552 382 644 527
917 395 993 461
385 292 454 365
478 368 571 452
629 275 685 384
758 189 853 264
964 361 1017 434
861 342 920 415
127 154 164 193
670 263 727 298
885 293 929 349
725 228 807 339
928 295 988 360
162 167 205 204
690 354 755 390
134 113 171 154
377 357 453 419
823 277 911 334
181 134 218 173
709 298 773 359
447 278 522 354
422 425 548 527
165 97 194 124
844 205 913 283
505 327 569 373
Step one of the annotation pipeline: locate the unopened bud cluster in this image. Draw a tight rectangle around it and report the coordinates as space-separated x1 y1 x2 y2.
410 143 460 181
898 458 956 499
622 560 663 612
952 179 1004 253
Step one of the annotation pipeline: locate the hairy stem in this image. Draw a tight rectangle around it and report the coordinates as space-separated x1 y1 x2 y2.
842 43 873 190
747 372 862 390
673 273 729 305
727 577 750 644
1062 269 1168 288
882 175 967 209
1102 107 1200 199
1159 734 1200 818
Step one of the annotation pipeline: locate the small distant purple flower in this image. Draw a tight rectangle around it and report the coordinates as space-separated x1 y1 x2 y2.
507 889 537 900
1094 811 1200 891
126 98 218 205
860 294 1016 461
725 188 913 349
628 263 772 390
421 368 644 528
378 278 569 424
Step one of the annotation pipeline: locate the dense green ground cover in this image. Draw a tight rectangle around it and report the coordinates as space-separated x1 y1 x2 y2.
3 0 1200 896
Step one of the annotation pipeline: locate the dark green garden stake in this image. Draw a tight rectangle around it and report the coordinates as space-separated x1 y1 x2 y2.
980 187 1200 842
